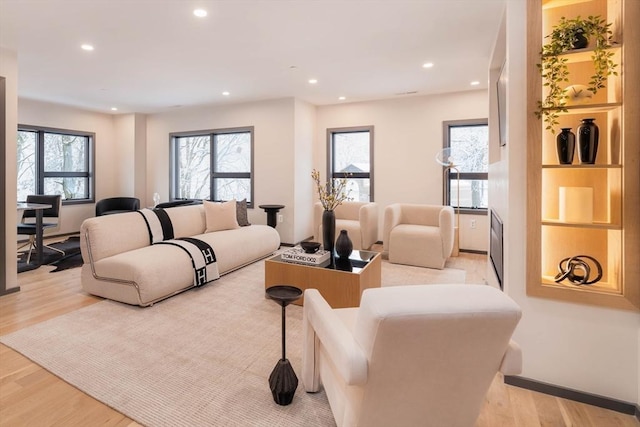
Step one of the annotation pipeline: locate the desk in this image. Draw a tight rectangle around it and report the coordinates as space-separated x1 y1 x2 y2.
17 202 52 266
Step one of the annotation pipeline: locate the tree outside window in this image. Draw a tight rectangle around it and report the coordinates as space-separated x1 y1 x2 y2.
171 127 254 206
17 126 94 203
328 126 374 202
442 119 488 212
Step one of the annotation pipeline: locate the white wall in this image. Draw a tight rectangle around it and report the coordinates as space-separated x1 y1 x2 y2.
114 114 136 196
1 47 18 290
293 99 316 242
495 0 639 403
145 98 298 244
316 92 489 250
18 99 118 234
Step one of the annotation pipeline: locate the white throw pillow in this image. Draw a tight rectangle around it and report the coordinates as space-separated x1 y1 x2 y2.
204 200 240 232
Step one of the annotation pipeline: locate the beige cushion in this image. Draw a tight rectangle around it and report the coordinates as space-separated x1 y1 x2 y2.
204 200 240 232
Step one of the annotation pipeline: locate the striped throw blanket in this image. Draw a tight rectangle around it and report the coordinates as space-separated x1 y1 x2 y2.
137 208 219 287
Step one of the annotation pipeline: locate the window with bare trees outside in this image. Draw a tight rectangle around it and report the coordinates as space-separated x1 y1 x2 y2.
170 127 254 207
328 126 373 202
442 119 488 213
17 125 94 204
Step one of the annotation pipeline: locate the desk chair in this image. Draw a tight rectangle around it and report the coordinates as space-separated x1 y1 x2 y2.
17 194 63 264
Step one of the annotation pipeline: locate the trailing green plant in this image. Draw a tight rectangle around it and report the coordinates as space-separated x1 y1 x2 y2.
535 15 618 132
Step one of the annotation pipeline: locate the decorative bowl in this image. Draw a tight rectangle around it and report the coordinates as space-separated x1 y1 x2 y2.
300 241 321 254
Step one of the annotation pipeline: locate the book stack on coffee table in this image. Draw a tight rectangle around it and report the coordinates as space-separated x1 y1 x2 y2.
281 247 331 267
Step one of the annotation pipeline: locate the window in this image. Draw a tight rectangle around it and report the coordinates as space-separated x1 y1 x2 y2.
327 126 373 202
17 125 94 203
170 127 254 206
442 119 488 213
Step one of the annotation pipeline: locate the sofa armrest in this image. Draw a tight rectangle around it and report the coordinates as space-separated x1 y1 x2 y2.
359 203 378 250
499 340 522 375
439 206 455 258
302 289 368 392
383 204 402 253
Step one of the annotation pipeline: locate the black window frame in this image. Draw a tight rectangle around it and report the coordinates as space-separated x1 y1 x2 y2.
442 119 488 215
17 124 95 205
169 126 255 207
327 125 374 202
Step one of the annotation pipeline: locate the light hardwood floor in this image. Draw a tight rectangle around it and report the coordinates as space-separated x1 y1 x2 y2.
1 244 637 427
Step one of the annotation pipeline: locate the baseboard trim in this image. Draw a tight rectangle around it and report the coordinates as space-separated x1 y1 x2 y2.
504 375 636 416
0 287 21 297
459 249 487 255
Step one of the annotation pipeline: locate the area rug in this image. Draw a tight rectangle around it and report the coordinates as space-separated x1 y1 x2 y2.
17 236 82 273
0 259 466 427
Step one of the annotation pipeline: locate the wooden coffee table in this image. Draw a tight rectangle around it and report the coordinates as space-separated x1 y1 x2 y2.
264 250 381 308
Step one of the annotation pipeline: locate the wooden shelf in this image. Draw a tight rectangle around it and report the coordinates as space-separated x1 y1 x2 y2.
542 275 620 294
543 45 622 63
527 0 639 311
542 220 621 230
541 102 621 113
542 0 592 9
542 164 621 169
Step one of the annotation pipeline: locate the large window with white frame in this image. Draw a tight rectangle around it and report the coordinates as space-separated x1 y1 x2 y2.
170 127 254 206
442 119 488 213
17 125 94 204
327 126 374 202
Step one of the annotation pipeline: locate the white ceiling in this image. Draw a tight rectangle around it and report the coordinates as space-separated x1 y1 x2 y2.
0 0 505 114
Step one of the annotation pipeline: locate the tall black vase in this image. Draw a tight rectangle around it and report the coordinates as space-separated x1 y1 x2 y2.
335 230 353 258
556 128 575 164
322 210 336 252
577 118 599 164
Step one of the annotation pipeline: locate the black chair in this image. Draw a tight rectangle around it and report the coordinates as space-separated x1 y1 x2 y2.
155 199 197 209
17 194 63 264
95 197 140 216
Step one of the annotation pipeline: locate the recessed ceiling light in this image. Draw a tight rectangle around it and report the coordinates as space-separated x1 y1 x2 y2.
422 62 434 68
222 91 230 96
81 44 94 51
338 96 346 101
470 81 480 86
308 79 318 84
110 107 118 111
193 9 207 17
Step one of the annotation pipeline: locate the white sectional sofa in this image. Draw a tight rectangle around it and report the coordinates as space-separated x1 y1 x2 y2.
80 202 280 306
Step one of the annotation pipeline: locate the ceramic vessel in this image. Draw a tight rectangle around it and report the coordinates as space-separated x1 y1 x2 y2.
335 230 353 258
322 210 336 252
556 128 575 164
577 118 599 164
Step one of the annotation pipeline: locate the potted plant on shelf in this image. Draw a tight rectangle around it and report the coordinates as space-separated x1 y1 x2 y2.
535 15 618 132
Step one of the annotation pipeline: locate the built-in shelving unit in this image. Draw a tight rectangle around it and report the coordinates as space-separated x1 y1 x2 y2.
526 0 639 310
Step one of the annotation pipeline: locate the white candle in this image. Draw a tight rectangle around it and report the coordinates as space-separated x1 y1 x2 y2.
559 187 593 223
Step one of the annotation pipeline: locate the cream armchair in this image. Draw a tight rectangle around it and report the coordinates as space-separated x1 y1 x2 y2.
302 285 522 427
383 203 454 269
313 201 378 250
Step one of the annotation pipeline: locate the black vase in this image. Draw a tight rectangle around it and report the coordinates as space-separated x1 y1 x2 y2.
335 230 353 258
556 128 575 164
577 118 599 164
322 210 336 252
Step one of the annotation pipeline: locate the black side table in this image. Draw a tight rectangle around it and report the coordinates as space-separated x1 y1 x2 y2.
265 285 303 405
258 204 285 228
